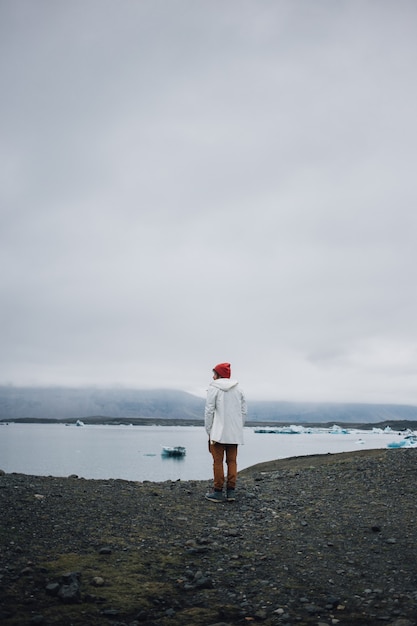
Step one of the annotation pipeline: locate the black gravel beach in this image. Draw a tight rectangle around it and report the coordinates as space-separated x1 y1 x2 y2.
1 448 416 626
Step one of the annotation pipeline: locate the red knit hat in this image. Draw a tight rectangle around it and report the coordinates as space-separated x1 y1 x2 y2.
213 362 231 378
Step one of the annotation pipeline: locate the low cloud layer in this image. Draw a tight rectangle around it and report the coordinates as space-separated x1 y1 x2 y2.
1 1 417 404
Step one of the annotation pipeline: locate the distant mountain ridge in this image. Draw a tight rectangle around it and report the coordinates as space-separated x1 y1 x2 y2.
1 386 417 424
0 387 204 421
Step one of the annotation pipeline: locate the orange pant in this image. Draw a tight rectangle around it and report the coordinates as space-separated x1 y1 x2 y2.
209 442 238 491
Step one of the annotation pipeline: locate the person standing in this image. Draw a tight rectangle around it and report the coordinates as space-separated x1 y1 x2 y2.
204 362 247 502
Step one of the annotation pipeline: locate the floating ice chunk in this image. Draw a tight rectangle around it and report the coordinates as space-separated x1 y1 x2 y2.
387 437 417 448
329 424 350 434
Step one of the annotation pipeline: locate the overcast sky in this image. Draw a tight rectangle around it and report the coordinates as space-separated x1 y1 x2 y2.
1 1 417 405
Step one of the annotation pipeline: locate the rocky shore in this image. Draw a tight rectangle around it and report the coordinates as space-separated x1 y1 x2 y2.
1 448 416 626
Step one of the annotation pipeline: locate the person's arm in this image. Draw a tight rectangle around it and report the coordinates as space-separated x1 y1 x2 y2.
204 387 217 436
241 391 247 426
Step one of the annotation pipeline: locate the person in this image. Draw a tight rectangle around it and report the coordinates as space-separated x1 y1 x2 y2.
204 362 247 503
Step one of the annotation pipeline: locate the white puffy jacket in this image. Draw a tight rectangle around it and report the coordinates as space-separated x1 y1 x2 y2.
204 378 247 444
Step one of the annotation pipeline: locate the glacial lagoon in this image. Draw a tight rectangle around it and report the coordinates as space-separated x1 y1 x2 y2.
0 422 413 482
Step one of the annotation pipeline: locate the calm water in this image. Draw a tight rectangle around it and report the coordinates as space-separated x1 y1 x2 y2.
0 423 403 482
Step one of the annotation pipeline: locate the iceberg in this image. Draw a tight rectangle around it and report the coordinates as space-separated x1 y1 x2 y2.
254 424 303 434
329 424 350 434
387 436 417 449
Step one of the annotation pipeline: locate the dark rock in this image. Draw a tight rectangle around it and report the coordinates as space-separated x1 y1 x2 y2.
194 576 213 589
183 582 195 590
45 582 60 595
182 570 213 590
101 608 120 616
196 536 212 544
135 609 151 621
57 572 81 603
58 584 81 603
60 571 81 584
165 608 176 617
186 545 208 554
0 611 13 620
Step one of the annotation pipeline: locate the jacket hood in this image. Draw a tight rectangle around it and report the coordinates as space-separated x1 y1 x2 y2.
210 378 239 392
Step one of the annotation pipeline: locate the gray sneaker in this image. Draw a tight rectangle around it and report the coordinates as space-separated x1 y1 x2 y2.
205 491 224 503
226 489 236 501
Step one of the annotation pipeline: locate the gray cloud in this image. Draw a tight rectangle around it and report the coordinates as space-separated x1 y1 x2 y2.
1 1 417 404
